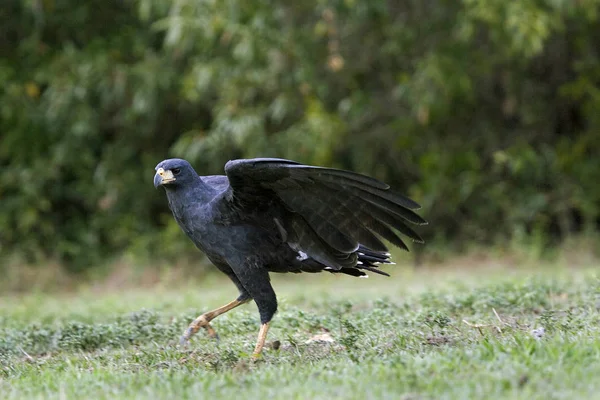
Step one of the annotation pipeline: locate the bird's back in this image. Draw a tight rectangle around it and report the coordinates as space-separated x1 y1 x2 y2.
201 175 230 193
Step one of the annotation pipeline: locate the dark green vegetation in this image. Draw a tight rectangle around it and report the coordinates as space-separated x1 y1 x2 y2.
1 266 599 399
1 1 600 270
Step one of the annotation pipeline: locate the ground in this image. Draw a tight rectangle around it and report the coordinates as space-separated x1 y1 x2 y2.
1 262 599 399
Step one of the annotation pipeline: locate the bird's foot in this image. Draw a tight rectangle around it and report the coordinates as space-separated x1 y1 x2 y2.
179 314 220 347
179 331 191 347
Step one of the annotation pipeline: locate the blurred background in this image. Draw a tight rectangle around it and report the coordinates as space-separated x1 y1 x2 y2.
1 0 599 290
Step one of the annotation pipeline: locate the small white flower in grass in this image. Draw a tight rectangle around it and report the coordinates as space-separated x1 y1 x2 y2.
531 327 545 340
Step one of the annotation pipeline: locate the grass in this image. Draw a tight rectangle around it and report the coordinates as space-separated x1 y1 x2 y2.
1 263 600 399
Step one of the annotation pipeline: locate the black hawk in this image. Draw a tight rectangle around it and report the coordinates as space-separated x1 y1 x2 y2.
154 158 426 358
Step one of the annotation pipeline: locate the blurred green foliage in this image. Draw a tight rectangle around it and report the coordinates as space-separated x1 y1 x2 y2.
1 0 599 269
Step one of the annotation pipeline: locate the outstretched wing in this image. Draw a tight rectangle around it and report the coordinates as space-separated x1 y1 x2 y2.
224 158 426 270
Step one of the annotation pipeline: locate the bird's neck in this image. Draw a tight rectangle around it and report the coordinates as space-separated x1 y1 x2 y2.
165 177 214 217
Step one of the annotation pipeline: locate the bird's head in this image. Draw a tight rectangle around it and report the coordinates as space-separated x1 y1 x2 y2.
154 158 197 189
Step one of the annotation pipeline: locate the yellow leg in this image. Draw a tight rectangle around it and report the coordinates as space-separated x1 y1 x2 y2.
179 298 249 346
252 322 270 360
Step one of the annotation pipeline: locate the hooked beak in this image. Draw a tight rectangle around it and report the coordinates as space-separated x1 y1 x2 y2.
154 167 176 188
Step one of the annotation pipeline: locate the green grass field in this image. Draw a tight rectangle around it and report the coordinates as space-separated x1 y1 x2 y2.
1 263 599 399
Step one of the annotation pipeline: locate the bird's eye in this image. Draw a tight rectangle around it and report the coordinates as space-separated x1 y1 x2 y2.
172 168 181 175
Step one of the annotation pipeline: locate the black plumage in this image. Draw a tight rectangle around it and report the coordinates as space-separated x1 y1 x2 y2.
153 157 426 358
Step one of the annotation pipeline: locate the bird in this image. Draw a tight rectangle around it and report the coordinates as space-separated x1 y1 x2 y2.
153 157 427 359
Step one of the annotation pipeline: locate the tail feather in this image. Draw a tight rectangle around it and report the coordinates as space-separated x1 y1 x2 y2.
299 244 393 277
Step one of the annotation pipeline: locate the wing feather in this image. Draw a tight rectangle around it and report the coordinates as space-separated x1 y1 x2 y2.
224 158 426 271
272 180 392 252
277 189 358 253
287 216 357 269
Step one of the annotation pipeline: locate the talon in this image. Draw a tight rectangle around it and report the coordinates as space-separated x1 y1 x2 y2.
203 323 217 337
202 323 220 344
179 335 189 347
179 326 194 347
